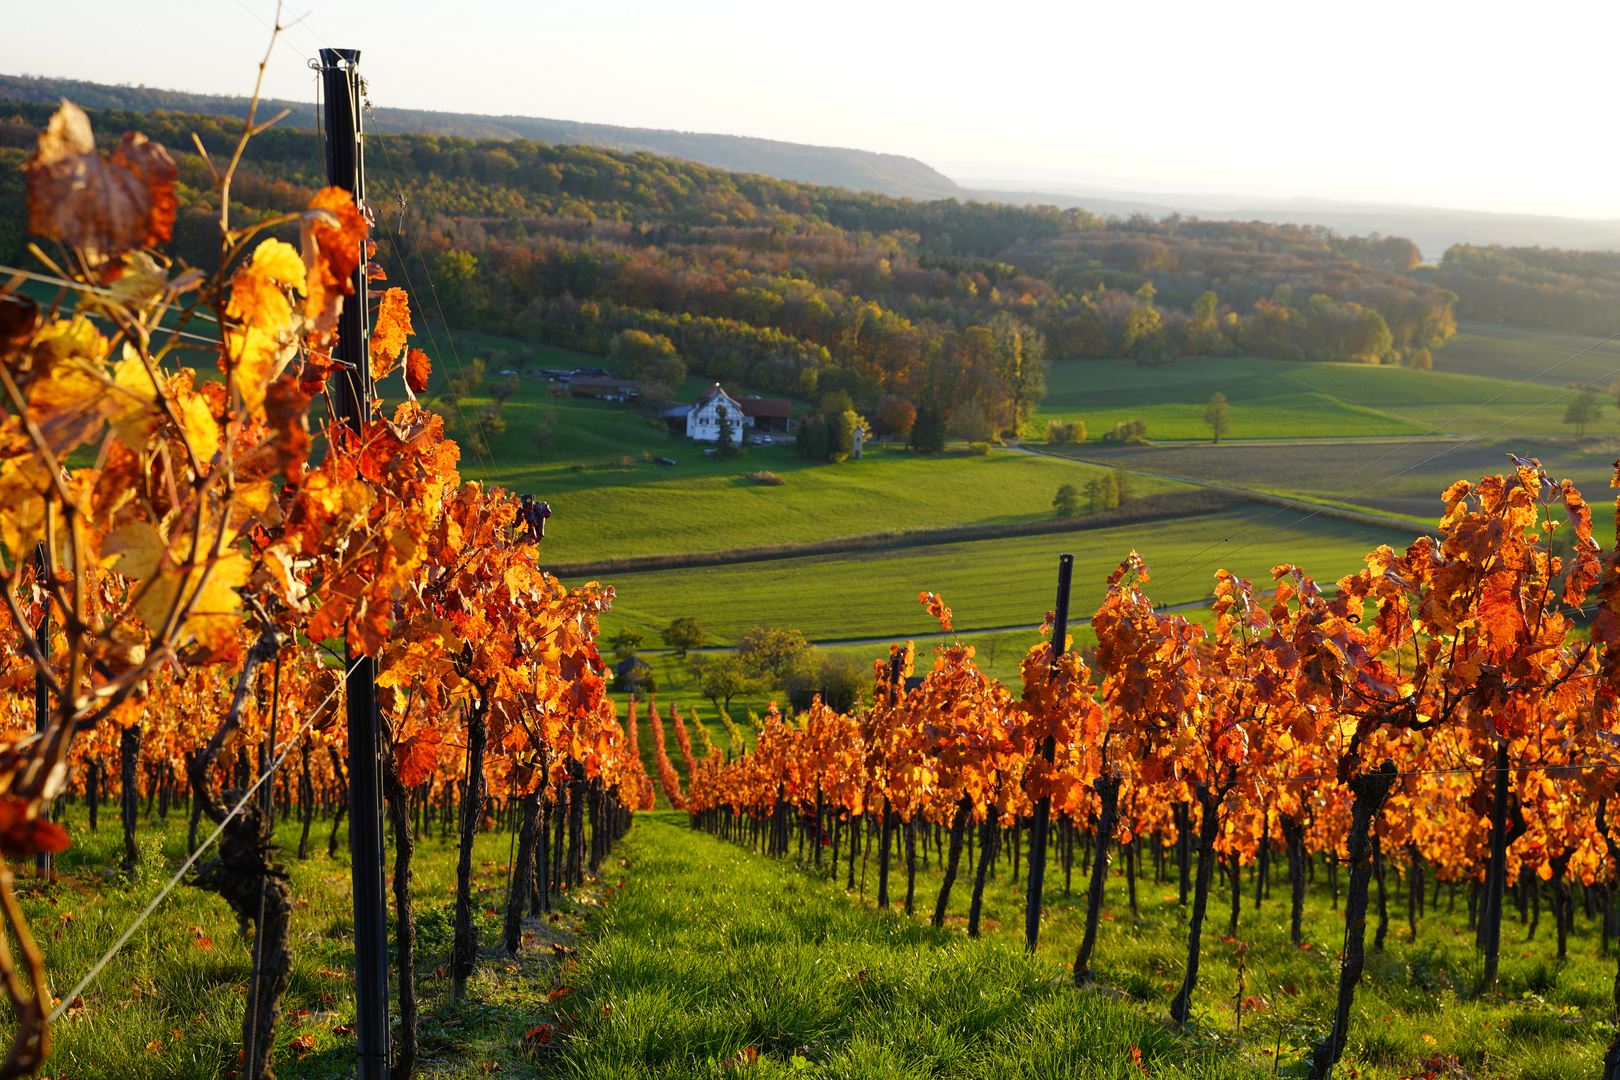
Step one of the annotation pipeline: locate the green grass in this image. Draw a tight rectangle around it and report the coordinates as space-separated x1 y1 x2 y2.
550 814 1259 1080
389 328 1195 567
1033 354 1604 442
578 505 1402 646
1436 320 1620 389
26 801 594 1079
553 814 1615 1079
474 419 1186 568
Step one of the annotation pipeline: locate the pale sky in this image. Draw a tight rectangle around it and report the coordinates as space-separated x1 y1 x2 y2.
5 0 1617 219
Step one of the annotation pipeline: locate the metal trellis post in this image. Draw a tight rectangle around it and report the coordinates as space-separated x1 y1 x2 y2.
320 46 390 1080
1024 552 1073 952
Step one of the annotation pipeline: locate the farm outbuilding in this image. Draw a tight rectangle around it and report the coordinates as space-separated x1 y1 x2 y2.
665 384 792 442
570 376 641 402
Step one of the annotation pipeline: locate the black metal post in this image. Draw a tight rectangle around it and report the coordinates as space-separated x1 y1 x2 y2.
33 543 50 880
1024 553 1073 952
320 47 389 1080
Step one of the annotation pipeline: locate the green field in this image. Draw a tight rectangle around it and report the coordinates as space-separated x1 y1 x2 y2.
17 802 579 1079
556 814 1612 1079
579 505 1402 646
1437 319 1620 387
423 359 1188 566
1071 436 1620 524
1034 353 1605 443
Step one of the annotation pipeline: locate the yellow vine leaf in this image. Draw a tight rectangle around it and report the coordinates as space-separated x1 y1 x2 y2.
176 389 218 463
104 520 249 652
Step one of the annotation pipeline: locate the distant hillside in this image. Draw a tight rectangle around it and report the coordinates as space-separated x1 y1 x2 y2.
959 181 1620 260
0 72 962 200
1430 246 1620 337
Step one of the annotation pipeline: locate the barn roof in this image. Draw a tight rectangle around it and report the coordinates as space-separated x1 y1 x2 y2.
738 395 790 418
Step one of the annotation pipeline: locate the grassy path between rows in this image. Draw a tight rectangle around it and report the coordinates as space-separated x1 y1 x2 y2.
552 815 1250 1080
555 814 1612 1080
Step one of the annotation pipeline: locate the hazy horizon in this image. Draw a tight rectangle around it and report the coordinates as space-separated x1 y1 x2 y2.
6 0 1615 221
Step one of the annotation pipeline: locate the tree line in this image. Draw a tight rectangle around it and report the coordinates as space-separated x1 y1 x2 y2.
1430 244 1620 337
0 100 1469 445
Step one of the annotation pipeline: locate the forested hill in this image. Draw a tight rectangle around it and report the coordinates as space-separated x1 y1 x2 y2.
0 100 1457 435
1427 245 1620 337
0 73 961 200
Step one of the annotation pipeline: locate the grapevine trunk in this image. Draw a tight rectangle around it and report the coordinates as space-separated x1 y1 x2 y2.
1307 761 1398 1080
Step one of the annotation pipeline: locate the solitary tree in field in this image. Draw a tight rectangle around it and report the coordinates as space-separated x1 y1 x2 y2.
1204 392 1232 443
694 655 759 717
1053 483 1082 519
1564 391 1603 436
736 625 810 682
662 617 708 658
1113 466 1133 503
1085 473 1119 513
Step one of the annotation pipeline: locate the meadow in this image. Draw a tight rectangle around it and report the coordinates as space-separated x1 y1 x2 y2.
1034 351 1605 444
1436 320 1620 388
1069 436 1620 523
553 813 1612 1080
578 505 1400 646
14 803 588 1080
415 332 1191 567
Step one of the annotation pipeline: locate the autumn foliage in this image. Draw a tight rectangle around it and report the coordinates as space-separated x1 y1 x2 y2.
683 457 1620 1074
0 97 638 1079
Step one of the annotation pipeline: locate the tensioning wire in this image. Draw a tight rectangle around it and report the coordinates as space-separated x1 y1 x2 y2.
45 657 357 1023
1114 761 1620 788
0 290 222 354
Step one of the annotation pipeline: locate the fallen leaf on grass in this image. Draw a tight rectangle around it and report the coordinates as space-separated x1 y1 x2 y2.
550 943 576 959
522 1024 554 1049
722 1047 759 1069
332 1023 356 1037
290 1033 316 1057
547 986 575 1002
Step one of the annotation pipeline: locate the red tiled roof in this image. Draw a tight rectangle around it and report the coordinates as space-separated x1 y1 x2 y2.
738 396 790 418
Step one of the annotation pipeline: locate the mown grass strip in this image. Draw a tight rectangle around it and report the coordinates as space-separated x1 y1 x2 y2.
548 490 1242 578
560 815 1614 1080
551 815 1259 1080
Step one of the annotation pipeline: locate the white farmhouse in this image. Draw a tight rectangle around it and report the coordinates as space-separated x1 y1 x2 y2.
682 383 746 442
661 383 794 442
